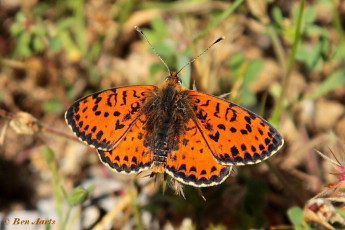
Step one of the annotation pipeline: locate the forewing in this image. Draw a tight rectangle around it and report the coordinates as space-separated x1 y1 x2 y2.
65 85 156 151
166 119 232 187
97 114 153 174
187 90 284 166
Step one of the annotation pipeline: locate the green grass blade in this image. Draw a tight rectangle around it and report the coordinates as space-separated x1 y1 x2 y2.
193 0 244 42
270 0 305 126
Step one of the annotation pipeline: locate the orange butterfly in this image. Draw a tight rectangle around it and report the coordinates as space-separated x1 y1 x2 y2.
65 27 284 187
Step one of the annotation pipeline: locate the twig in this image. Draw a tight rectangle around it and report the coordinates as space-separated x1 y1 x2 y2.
0 108 80 142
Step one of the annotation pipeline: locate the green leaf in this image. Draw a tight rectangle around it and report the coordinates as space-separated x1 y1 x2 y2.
149 63 163 80
48 38 62 52
331 43 345 61
145 17 168 43
308 70 345 99
66 186 94 207
194 0 244 41
15 33 32 57
228 52 245 70
10 23 24 36
43 98 64 114
272 6 283 27
43 146 55 164
303 6 317 24
55 18 75 34
33 24 47 36
151 17 168 37
153 42 175 57
176 53 191 89
243 59 264 84
287 206 303 226
33 35 45 52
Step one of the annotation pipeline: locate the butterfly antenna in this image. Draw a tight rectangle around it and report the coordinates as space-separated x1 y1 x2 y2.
135 26 171 75
176 36 225 75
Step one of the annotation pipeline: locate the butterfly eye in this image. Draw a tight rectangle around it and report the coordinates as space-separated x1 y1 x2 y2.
178 77 182 84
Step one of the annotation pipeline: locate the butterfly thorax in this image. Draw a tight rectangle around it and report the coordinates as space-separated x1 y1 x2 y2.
141 76 193 173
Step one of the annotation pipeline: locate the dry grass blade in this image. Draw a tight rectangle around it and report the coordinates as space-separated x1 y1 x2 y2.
92 194 131 230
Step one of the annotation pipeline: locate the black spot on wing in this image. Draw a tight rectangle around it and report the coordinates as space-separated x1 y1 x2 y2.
96 130 103 140
133 90 140 98
225 107 237 122
200 100 210 106
244 116 252 124
182 138 189 146
231 146 239 156
217 124 226 130
244 153 252 162
121 91 127 106
115 120 125 130
189 166 196 172
107 93 118 107
178 164 186 171
265 138 271 145
259 144 265 150
132 157 137 164
240 129 248 135
230 127 237 133
208 131 220 142
214 103 220 118
75 114 80 121
130 102 140 113
196 110 207 121
95 97 102 104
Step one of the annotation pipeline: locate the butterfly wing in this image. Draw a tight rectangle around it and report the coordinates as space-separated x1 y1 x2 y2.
187 90 284 166
166 119 232 187
65 85 157 151
97 114 153 174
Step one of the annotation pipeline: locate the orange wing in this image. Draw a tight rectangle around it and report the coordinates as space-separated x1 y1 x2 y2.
187 90 284 166
165 119 232 187
65 85 156 151
97 114 153 174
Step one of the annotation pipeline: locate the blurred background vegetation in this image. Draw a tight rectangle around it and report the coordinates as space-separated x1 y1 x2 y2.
0 0 345 229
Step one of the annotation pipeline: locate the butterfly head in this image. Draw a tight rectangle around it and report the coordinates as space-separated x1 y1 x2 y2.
165 71 182 84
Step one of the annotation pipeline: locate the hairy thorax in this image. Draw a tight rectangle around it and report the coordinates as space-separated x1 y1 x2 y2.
140 78 194 173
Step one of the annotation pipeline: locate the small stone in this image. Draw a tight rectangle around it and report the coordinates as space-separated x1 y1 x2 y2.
83 206 100 229
335 116 345 138
314 99 345 130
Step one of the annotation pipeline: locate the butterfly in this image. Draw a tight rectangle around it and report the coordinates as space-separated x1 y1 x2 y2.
65 28 284 188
